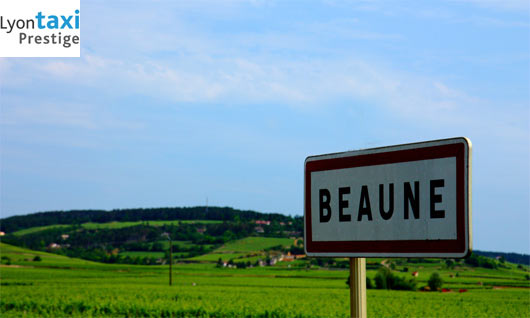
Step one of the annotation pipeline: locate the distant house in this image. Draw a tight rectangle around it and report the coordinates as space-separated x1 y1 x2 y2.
0 231 5 236
196 227 206 234
254 226 264 233
48 243 61 249
281 251 305 262
412 271 419 277
255 220 271 226
61 234 69 240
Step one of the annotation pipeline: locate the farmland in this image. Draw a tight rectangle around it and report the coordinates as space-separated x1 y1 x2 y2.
189 237 294 262
1 242 529 317
1 211 529 317
11 220 224 236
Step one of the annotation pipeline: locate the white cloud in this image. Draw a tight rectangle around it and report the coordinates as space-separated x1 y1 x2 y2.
1 96 143 132
1 0 527 148
453 0 530 11
2 50 523 136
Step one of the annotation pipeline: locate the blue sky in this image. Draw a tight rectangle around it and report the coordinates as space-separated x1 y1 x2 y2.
1 0 528 253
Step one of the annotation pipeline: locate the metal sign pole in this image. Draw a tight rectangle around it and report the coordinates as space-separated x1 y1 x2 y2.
349 258 367 318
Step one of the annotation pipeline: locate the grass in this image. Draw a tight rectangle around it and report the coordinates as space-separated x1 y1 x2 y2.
0 243 529 317
10 224 71 236
119 251 165 259
188 253 250 262
83 220 222 229
186 237 294 262
216 237 294 253
82 221 143 229
150 240 198 250
0 242 98 268
10 220 224 235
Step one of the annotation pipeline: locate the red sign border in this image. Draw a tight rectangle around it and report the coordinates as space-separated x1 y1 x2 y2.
304 138 471 257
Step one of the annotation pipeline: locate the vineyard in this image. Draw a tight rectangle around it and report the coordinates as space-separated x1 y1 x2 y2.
1 242 529 317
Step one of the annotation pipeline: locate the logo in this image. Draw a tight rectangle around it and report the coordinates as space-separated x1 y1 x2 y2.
0 0 80 57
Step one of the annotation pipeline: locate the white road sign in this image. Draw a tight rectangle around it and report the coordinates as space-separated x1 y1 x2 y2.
304 138 472 258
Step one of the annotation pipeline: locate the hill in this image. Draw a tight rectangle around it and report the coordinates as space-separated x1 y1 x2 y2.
0 209 302 266
0 242 98 268
474 250 530 266
1 207 528 267
0 206 295 233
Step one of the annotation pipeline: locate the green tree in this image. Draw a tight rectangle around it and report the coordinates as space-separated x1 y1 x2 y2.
374 267 416 291
1 256 11 265
366 277 373 289
222 230 236 242
428 272 443 291
374 268 388 289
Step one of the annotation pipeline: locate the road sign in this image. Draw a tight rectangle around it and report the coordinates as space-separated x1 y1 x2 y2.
304 137 472 258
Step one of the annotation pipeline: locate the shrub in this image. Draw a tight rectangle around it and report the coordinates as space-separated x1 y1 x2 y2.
428 272 443 291
1 256 11 265
374 267 416 291
33 255 42 262
366 277 373 289
216 258 223 267
464 253 497 269
374 268 388 289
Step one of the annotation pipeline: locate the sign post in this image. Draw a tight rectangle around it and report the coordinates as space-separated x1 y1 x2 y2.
349 258 366 318
304 138 472 317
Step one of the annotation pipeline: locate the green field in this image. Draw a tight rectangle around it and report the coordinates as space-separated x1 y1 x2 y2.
82 220 222 229
215 237 293 253
11 224 72 236
188 237 294 262
10 220 223 235
189 252 250 262
119 251 165 259
1 242 529 317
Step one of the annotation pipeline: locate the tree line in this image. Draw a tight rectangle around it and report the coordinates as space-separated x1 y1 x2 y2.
0 206 294 233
